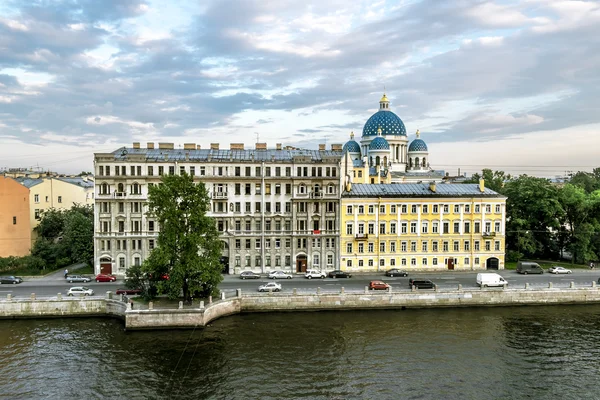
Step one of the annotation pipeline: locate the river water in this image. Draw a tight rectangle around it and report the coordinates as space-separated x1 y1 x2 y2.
1 305 600 399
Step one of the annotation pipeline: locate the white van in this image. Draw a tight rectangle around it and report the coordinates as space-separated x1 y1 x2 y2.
476 273 508 288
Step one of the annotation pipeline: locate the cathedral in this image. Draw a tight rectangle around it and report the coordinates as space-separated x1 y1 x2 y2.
342 94 444 184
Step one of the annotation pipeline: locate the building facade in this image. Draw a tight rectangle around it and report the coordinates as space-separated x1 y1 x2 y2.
0 176 31 257
340 181 506 272
93 142 343 276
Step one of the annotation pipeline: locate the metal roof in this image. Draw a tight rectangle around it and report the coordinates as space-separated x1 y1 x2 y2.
57 177 95 188
13 177 43 188
109 148 343 163
343 183 505 198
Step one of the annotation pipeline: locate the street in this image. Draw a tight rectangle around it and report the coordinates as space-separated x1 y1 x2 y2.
2 269 599 298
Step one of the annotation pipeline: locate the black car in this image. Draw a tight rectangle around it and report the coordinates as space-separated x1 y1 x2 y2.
328 270 352 278
385 268 408 277
409 279 435 289
0 276 23 284
240 271 261 279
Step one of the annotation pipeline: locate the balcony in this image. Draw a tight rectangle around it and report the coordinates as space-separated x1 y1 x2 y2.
482 231 497 238
310 192 324 199
355 233 368 241
114 192 127 198
212 191 228 199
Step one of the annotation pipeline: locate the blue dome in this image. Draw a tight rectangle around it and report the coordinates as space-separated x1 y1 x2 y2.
362 110 407 136
408 138 428 152
369 136 390 150
343 140 361 154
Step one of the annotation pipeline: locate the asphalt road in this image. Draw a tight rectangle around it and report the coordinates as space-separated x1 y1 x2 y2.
3 269 598 299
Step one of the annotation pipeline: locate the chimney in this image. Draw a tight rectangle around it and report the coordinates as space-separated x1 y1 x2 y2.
159 142 174 149
429 182 436 193
147 142 155 149
230 143 245 150
319 143 326 151
184 143 196 150
210 143 220 150
276 143 282 150
479 178 485 193
196 145 201 150
255 143 267 150
133 142 140 149
331 144 342 151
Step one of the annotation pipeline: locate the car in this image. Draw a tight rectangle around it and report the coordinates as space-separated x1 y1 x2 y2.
95 273 117 282
240 271 261 279
385 268 408 277
409 279 435 289
0 276 22 284
66 275 91 283
548 266 572 274
305 269 326 279
369 280 390 290
268 270 293 279
258 282 282 292
327 270 352 278
67 286 94 296
516 261 544 274
115 288 142 295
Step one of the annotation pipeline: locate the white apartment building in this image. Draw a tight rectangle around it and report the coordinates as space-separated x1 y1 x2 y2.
93 142 343 276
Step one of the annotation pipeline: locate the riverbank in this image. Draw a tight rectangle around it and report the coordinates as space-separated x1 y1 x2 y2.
2 283 600 330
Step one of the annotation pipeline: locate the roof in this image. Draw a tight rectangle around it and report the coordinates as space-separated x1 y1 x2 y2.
369 136 390 150
57 177 95 188
13 177 43 188
106 148 343 163
408 138 428 152
362 110 407 136
343 183 506 198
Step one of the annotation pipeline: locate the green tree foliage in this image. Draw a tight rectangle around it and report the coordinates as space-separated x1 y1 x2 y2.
31 204 94 269
568 169 600 194
464 169 510 193
136 173 222 302
503 175 563 260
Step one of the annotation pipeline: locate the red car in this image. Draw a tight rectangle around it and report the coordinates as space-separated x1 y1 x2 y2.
115 288 142 295
369 280 391 290
95 274 117 282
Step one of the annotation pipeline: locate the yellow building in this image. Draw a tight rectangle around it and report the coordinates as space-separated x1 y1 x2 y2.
340 180 506 272
10 174 94 246
0 176 31 257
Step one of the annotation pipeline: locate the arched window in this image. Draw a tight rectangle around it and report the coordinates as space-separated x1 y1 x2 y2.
313 184 320 194
118 183 125 192
101 182 110 195
370 156 374 166
132 182 140 194
415 157 420 168
298 184 306 194
422 158 427 167
376 156 380 166
327 184 335 194
383 156 388 166
409 158 413 168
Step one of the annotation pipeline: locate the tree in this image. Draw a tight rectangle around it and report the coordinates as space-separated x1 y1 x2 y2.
558 184 598 264
569 170 600 194
464 169 510 193
503 175 562 260
139 173 222 302
62 206 94 265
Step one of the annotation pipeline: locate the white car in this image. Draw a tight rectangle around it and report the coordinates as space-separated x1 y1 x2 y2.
268 270 293 279
548 266 572 274
67 286 94 296
305 269 326 279
258 282 282 292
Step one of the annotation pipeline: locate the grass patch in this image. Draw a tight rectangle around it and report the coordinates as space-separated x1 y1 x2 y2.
506 260 588 270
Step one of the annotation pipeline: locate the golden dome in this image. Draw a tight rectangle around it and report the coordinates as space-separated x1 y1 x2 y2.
380 93 389 103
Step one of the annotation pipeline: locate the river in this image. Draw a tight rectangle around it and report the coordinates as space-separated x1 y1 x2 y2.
1 305 600 399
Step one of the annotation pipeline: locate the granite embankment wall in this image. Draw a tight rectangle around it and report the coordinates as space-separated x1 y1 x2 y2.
3 286 600 329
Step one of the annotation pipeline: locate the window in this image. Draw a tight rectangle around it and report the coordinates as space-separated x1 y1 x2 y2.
474 241 480 251
454 205 460 213
390 205 397 213
485 204 491 213
464 222 470 234
346 224 353 235
390 242 396 252
58 196 62 203
433 204 439 213
475 205 480 213
401 205 407 213
346 205 353 214
346 243 353 253
465 257 470 266
401 258 407 266
390 258 396 266
443 222 449 234
495 204 501 213
433 258 438 266
13 216 17 225
495 241 501 251
485 241 491 251
475 257 480 265
190 166 195 176
390 222 397 234
465 204 470 213
401 241 407 252
34 194 39 203
474 222 481 233
432 222 439 234
368 243 374 253
464 240 470 251
454 222 460 234
411 258 416 266
443 241 449 252
422 241 428 252
453 241 459 251
422 205 428 214
410 222 417 234
432 241 438 252
346 260 353 267
368 205 374 214
410 241 416 252
422 258 428 266
35 209 40 220
379 223 386 234
380 242 385 252
422 222 428 234
495 221 501 233
380 205 386 214
411 205 417 214
401 222 408 234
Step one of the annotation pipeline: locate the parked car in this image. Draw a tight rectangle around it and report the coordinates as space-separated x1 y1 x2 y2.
305 269 326 279
95 273 117 282
409 279 435 289
240 271 261 279
328 270 352 278
476 273 508 288
516 261 544 274
67 275 91 283
0 276 23 284
115 288 142 295
258 282 282 292
369 280 390 290
67 287 94 296
385 268 408 277
268 270 293 279
548 266 572 274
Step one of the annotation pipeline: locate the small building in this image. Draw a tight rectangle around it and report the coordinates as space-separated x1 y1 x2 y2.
340 180 507 272
0 176 31 257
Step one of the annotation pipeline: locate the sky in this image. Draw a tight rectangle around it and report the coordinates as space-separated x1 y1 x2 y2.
0 0 599 178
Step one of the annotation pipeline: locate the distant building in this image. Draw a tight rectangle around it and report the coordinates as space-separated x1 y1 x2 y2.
340 180 507 272
2 169 95 247
0 176 31 257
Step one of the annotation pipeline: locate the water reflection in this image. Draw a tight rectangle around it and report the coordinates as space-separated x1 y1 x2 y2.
0 306 600 399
